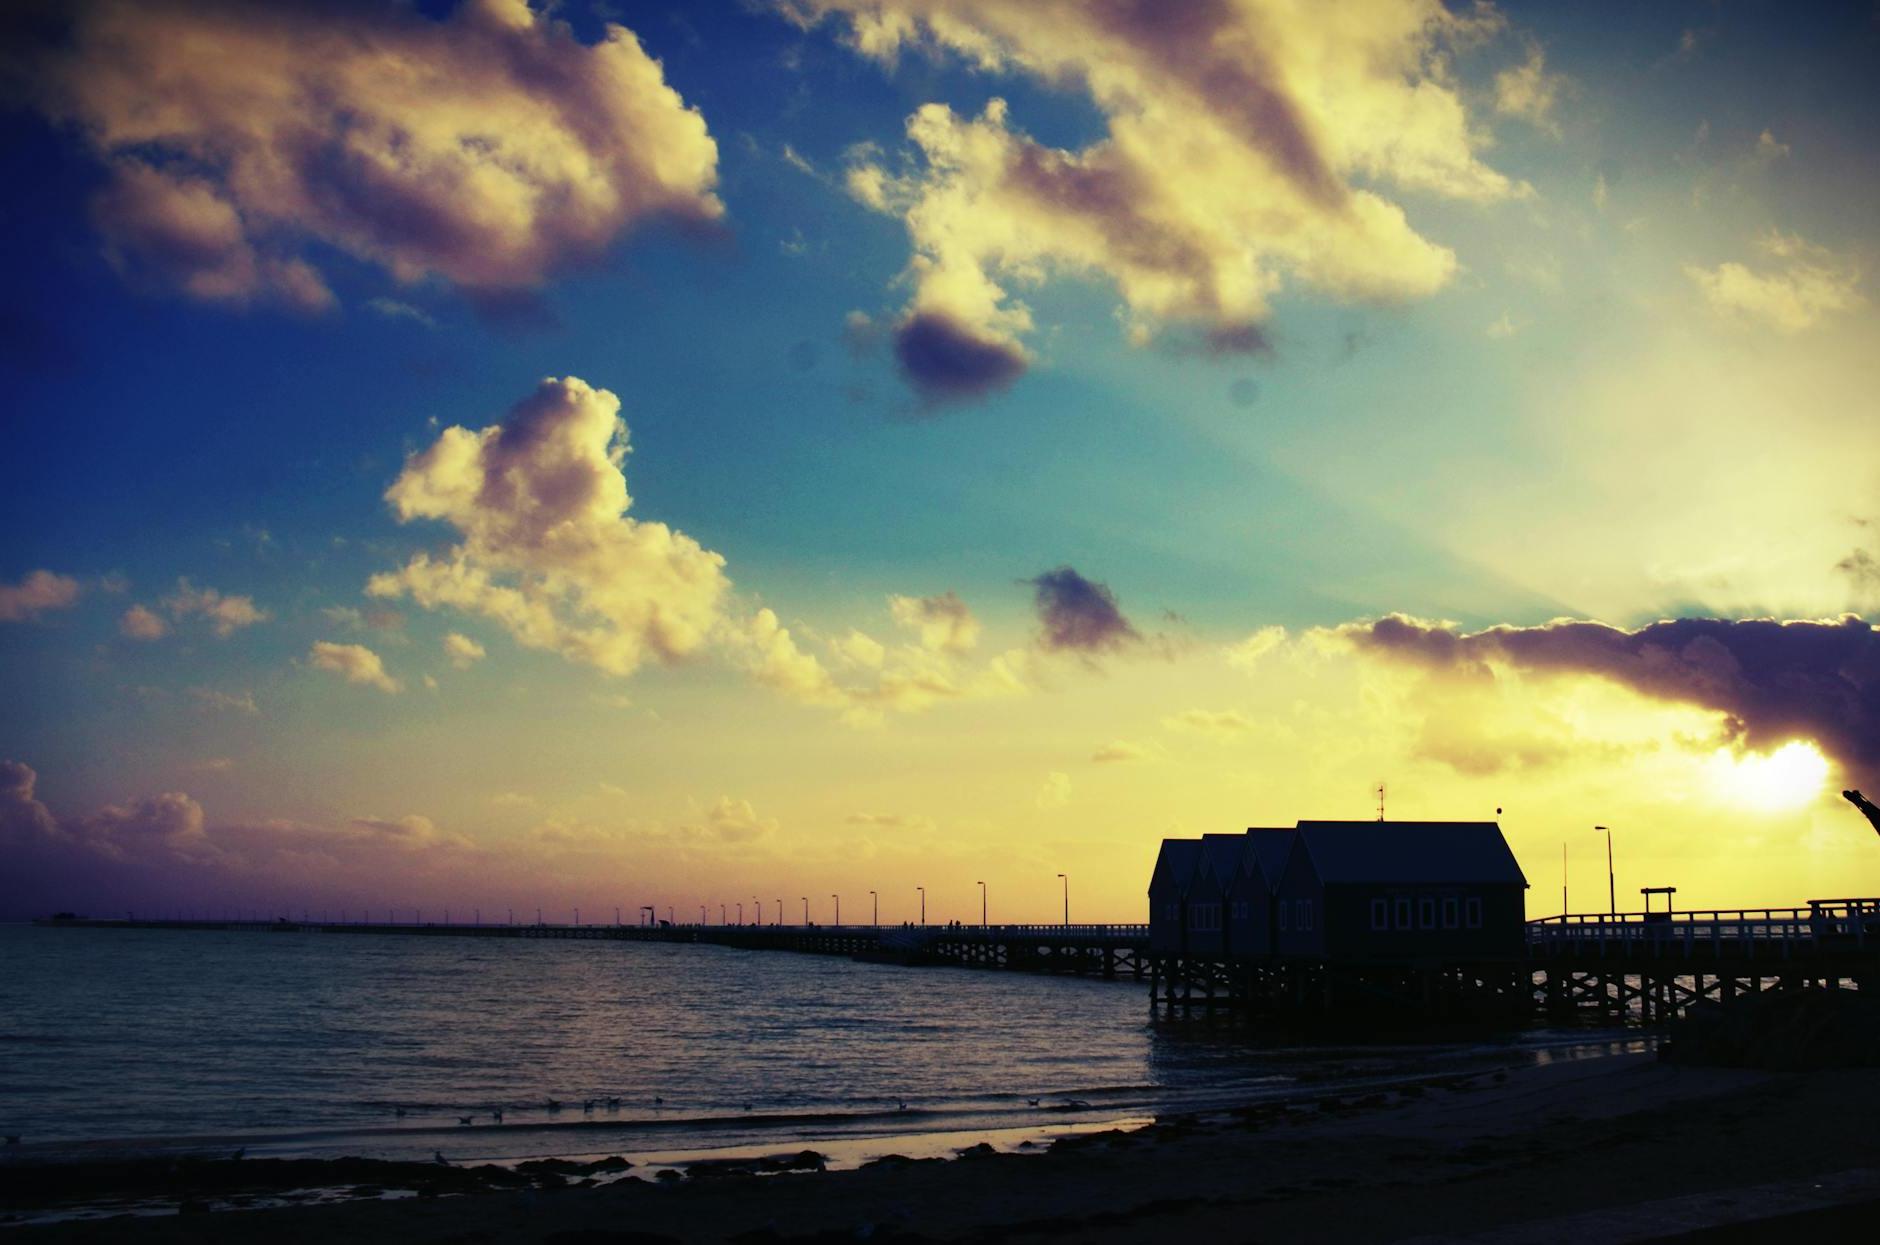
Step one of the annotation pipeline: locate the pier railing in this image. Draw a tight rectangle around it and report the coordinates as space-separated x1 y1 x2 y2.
1525 898 1880 959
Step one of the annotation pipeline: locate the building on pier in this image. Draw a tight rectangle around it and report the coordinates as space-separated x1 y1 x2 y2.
1272 821 1528 961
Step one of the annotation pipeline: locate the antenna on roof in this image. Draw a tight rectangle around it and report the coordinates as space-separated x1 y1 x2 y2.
1376 783 1386 822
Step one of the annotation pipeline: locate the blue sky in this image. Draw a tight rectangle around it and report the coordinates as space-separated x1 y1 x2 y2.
2 0 1876 920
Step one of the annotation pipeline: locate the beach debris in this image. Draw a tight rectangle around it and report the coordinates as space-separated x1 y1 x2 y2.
491 1109 503 1123
230 1147 245 1160
957 1142 999 1160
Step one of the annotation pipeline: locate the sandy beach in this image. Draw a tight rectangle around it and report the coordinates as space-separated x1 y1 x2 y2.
6 1051 1878 1243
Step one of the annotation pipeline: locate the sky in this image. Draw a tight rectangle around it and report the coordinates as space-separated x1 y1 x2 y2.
2 0 1878 924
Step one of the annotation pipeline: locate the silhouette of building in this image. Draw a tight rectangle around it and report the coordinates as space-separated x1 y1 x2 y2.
1150 820 1528 963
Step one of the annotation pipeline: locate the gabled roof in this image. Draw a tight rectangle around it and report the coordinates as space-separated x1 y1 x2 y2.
1244 828 1294 885
1292 821 1528 886
1199 833 1248 886
1148 838 1203 894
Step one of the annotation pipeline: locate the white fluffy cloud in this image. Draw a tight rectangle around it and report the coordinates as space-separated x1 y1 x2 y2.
162 581 269 637
889 591 981 652
1686 231 1866 333
0 570 81 622
309 641 401 693
443 632 487 670
789 0 1525 398
1493 41 1566 136
29 0 721 310
368 376 731 678
118 604 167 640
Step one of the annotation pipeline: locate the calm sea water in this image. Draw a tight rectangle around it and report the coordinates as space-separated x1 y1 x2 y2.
0 925 1633 1165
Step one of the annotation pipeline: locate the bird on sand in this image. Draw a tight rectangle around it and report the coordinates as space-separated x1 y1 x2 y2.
457 1115 474 1126
394 1107 407 1118
653 1096 663 1106
1027 1098 1040 1107
605 1096 621 1108
491 1110 504 1123
582 1099 595 1113
433 1150 449 1166
545 1099 563 1112
231 1148 245 1160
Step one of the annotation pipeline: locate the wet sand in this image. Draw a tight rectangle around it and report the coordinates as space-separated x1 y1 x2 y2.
6 1053 1878 1243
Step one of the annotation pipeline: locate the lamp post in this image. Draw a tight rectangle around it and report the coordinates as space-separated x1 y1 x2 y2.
1058 873 1069 926
870 890 878 927
752 897 760 926
775 899 782 926
721 904 726 924
917 886 925 926
614 906 621 926
737 902 744 925
1561 843 1568 918
977 881 987 928
1595 825 1615 918
801 896 809 925
832 894 840 927
700 905 706 925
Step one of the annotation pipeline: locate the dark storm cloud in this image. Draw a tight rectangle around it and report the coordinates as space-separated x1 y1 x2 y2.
1028 566 1141 655
1345 614 1880 786
893 312 1028 403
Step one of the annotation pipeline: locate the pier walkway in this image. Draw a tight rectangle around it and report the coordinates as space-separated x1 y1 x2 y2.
34 899 1878 1022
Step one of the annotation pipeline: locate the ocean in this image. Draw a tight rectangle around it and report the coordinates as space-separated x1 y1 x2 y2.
0 924 1639 1169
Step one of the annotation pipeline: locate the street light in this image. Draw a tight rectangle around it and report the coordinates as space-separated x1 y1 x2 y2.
832 894 840 927
738 902 744 925
700 905 706 925
801 896 809 925
977 881 987 928
917 885 925 926
775 899 782 926
870 889 878 927
1595 825 1615 917
721 903 727 925
753 897 760 926
1058 873 1069 926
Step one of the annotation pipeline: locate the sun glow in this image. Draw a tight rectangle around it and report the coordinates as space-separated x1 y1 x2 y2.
1706 741 1831 812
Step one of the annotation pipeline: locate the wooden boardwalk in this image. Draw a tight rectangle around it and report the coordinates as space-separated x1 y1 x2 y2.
34 899 1877 1022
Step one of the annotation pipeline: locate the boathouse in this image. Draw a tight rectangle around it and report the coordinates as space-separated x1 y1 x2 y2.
1148 838 1203 953
1271 821 1528 962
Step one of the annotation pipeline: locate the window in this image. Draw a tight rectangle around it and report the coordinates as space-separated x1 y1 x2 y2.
1465 897 1483 929
1419 897 1436 929
1278 901 1290 932
1395 897 1412 930
1370 898 1389 930
1164 902 1178 922
1299 899 1313 931
1442 897 1459 929
1189 903 1220 932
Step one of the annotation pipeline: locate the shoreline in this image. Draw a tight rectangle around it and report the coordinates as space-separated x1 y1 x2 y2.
8 1051 1878 1241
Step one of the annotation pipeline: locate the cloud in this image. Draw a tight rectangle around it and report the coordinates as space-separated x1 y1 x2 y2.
309 641 401 693
1225 625 1286 672
846 810 936 831
889 590 981 652
118 604 167 640
346 813 466 850
368 376 731 678
163 580 268 637
1494 41 1566 136
443 632 487 669
1035 770 1071 809
1091 740 1147 763
366 298 437 329
25 0 721 311
0 570 81 622
1685 230 1865 333
1754 129 1790 163
187 687 259 715
1164 708 1256 736
1028 566 1138 654
1335 612 1880 787
692 796 777 844
798 0 1521 397
1486 311 1520 339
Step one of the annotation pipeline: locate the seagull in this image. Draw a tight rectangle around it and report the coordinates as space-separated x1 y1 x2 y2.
741 1102 754 1112
545 1099 562 1112
652 1096 663 1106
458 1116 474 1126
1027 1098 1040 1107
491 1110 504 1123
582 1099 595 1113
394 1107 407 1118
605 1096 621 1109
433 1150 449 1166
896 1099 909 1112
231 1147 245 1160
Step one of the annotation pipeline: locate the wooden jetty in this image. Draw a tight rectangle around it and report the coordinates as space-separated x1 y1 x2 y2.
32 900 1877 1024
